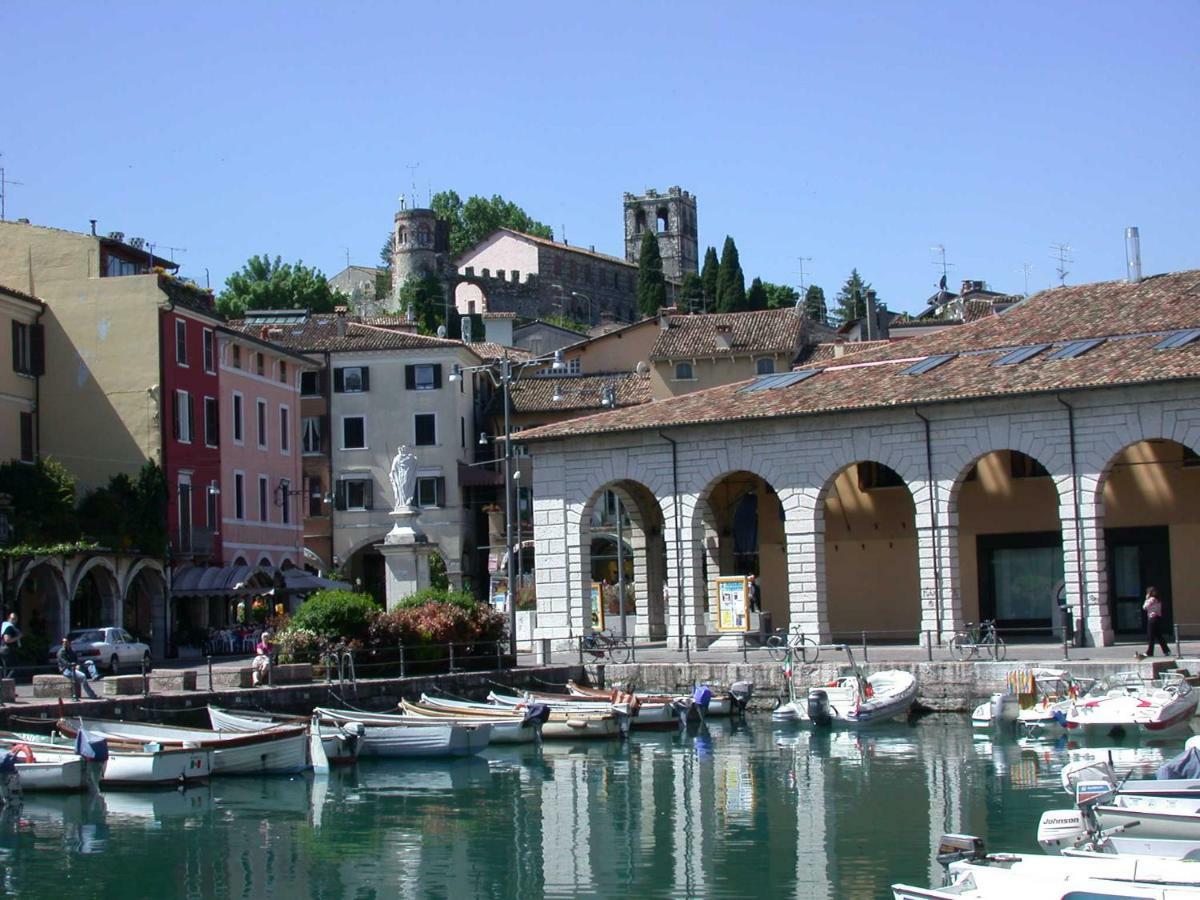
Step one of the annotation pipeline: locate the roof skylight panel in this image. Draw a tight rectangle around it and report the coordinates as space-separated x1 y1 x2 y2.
993 344 1051 367
737 370 819 393
1154 329 1200 350
900 354 956 375
1047 338 1105 360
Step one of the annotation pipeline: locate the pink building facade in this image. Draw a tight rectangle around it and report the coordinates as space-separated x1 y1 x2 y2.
216 328 309 570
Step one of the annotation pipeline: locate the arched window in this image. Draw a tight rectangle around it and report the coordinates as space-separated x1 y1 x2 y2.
397 226 408 245
674 362 694 381
634 209 646 234
656 207 669 233
756 358 775 375
416 224 431 246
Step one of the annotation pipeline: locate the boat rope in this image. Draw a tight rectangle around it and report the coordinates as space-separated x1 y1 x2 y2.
530 675 570 687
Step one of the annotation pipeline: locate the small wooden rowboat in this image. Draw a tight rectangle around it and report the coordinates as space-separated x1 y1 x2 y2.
414 695 623 740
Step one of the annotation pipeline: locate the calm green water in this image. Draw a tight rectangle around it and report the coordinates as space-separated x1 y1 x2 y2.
0 717 1190 899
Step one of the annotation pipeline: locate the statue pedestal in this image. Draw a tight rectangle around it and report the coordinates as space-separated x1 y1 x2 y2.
379 508 434 611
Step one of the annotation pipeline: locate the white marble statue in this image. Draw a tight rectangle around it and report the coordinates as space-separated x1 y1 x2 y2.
389 444 417 513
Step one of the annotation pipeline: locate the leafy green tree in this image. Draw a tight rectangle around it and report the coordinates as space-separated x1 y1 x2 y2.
288 589 381 643
431 191 553 257
0 457 77 546
78 461 166 554
375 234 394 303
834 269 875 323
700 246 719 310
802 285 828 322
761 282 800 309
398 273 446 336
746 277 768 311
715 236 745 312
216 255 338 319
636 231 667 317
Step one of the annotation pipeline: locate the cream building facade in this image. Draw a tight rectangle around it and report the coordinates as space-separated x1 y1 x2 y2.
0 284 43 464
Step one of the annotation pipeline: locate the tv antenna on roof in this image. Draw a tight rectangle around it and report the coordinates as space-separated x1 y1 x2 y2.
796 256 813 293
0 153 24 221
1051 243 1072 286
404 162 420 209
1016 262 1033 296
930 245 954 289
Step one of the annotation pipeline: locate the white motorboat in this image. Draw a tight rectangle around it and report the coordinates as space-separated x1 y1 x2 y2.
206 706 363 765
57 717 309 776
895 833 1200 899
2 729 213 788
1065 672 1198 738
416 694 623 740
314 707 491 757
972 668 1088 729
772 646 917 727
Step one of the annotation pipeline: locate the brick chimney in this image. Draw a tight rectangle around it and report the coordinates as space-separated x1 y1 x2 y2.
334 305 348 337
714 323 733 350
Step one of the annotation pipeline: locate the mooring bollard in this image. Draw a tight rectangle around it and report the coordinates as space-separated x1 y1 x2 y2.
207 655 214 692
496 640 503 670
631 638 637 662
861 631 868 663
399 642 406 678
141 656 149 696
1062 628 1070 661
448 642 456 673
1175 624 1183 659
741 634 748 662
578 637 584 667
925 631 933 662
684 634 691 662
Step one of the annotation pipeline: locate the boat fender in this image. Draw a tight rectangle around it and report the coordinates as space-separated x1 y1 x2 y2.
566 718 588 729
10 743 34 763
863 683 875 699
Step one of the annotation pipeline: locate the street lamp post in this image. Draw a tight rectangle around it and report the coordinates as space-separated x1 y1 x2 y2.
450 350 565 658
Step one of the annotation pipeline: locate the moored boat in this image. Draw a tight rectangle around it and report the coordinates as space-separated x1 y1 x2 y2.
564 680 735 717
488 690 675 728
773 646 917 727
0 743 94 793
206 706 363 765
415 694 623 740
56 717 308 776
314 707 491 757
395 700 542 744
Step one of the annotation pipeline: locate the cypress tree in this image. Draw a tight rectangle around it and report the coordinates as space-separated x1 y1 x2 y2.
700 246 719 310
802 285 828 323
679 273 704 313
715 236 745 312
636 231 667 318
746 277 768 311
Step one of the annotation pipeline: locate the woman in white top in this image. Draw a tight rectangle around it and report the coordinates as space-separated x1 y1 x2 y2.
1143 586 1171 657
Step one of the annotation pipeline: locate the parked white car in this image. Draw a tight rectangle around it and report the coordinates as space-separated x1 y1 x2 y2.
48 627 151 674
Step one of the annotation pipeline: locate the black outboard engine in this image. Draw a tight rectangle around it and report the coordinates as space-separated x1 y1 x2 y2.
729 681 754 716
671 697 693 728
806 689 833 728
521 703 551 745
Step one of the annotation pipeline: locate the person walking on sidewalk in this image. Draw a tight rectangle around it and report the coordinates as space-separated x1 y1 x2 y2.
1141 586 1171 658
0 613 21 680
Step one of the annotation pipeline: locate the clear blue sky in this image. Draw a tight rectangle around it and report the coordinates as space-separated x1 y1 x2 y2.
5 1 1197 313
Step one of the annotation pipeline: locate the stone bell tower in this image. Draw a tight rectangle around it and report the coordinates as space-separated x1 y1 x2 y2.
391 205 451 306
623 186 699 283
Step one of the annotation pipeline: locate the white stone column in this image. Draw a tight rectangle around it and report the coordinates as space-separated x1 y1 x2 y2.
1058 472 1114 647
783 487 828 641
914 478 960 644
664 494 706 650
531 468 572 646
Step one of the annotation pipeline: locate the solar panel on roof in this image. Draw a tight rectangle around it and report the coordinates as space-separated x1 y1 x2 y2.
900 354 955 375
1048 338 1105 360
993 344 1050 367
737 370 818 393
1154 329 1200 350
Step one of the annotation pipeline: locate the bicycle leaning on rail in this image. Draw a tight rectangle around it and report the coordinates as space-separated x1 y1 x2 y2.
581 628 632 664
948 619 1007 661
765 627 820 664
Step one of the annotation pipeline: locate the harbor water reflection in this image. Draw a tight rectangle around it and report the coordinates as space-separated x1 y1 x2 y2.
0 716 1192 898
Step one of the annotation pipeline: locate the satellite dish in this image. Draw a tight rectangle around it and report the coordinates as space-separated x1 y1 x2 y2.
436 325 447 338
635 360 650 376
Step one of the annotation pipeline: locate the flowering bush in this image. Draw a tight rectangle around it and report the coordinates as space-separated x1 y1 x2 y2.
274 627 327 664
369 599 505 648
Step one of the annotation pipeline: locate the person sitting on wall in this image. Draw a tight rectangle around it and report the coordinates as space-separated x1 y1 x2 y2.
252 631 273 687
57 637 99 700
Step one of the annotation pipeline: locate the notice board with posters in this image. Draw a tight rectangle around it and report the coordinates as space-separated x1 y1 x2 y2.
716 576 749 632
589 582 605 629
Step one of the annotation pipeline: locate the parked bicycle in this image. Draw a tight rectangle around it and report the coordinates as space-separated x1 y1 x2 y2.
581 629 632 664
765 627 820 664
949 620 1007 661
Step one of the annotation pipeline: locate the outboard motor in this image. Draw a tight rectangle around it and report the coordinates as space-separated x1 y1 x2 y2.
806 689 833 728
339 720 366 755
671 697 693 729
935 833 986 867
521 703 551 745
729 681 754 716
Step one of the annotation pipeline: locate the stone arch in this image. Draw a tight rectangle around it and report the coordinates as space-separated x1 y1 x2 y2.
1090 436 1200 640
67 556 121 630
12 559 68 647
576 479 667 642
123 563 165 655
685 467 789 642
815 458 921 642
343 531 389 605
257 555 273 568
948 447 1066 638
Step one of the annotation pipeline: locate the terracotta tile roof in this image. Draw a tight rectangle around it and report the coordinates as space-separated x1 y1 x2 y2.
0 283 44 307
467 342 533 362
794 340 891 366
358 315 413 329
650 309 806 360
517 270 1200 442
226 315 478 358
508 372 651 414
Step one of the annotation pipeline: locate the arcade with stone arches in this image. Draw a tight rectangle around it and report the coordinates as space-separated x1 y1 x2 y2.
529 384 1200 650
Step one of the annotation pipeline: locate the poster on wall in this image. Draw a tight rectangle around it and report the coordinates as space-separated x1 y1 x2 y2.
589 583 605 630
716 576 749 632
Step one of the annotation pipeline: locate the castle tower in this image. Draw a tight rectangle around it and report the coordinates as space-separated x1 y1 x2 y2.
623 186 698 283
391 207 450 304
